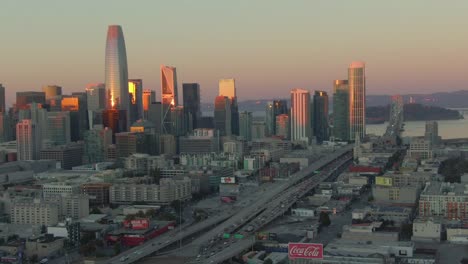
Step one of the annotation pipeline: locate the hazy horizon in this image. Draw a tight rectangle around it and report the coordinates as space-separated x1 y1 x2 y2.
2 1 468 106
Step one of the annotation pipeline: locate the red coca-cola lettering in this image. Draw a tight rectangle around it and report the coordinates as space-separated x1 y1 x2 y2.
288 243 323 259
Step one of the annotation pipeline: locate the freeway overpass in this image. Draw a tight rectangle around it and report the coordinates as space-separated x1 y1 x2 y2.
190 150 353 264
108 145 352 264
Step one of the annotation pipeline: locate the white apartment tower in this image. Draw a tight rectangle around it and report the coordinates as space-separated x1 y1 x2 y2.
290 89 311 145
16 119 41 160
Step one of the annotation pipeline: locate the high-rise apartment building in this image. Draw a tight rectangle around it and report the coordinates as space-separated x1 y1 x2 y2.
0 84 5 113
333 80 349 141
143 89 156 119
182 83 201 131
218 79 239 135
128 79 143 124
239 111 253 141
348 62 366 141
16 119 41 160
42 85 62 101
105 25 129 130
425 121 439 146
46 111 71 146
290 89 311 145
214 96 231 136
313 91 329 143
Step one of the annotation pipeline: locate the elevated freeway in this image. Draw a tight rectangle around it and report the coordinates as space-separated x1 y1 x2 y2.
190 150 353 263
108 145 352 264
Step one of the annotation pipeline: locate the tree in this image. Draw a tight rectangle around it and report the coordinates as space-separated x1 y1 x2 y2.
368 196 374 202
145 209 156 218
125 214 136 221
149 168 161 184
319 212 331 226
136 210 145 218
113 242 122 255
264 259 273 264
90 207 101 214
30 254 38 263
171 200 183 213
400 223 413 241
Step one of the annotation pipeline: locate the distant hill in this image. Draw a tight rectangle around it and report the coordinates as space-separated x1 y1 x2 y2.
201 90 468 113
366 103 463 121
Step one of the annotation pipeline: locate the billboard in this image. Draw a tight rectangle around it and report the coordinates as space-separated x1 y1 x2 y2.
376 176 393 186
221 177 236 184
288 243 323 260
124 219 150 230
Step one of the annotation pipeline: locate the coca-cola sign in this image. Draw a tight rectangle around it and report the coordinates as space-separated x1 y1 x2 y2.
288 243 323 259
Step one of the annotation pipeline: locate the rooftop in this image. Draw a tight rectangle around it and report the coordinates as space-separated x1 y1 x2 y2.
421 182 468 196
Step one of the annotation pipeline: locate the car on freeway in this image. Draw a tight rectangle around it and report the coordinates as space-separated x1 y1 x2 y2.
119 256 129 262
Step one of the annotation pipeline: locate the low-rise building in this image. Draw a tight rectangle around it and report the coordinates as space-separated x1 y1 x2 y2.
81 183 111 206
109 177 191 205
291 208 315 217
39 143 84 169
11 199 59 226
25 236 65 259
341 222 399 242
412 218 441 242
408 137 433 160
447 227 468 244
372 185 420 206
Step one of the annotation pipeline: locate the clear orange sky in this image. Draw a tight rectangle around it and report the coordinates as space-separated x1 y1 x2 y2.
1 0 468 106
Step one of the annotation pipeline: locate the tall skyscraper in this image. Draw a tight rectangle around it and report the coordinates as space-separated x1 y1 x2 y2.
348 61 366 141
218 78 239 135
273 100 288 116
161 65 178 133
16 91 45 110
219 79 236 98
265 102 275 137
313 91 329 144
46 111 71 146
16 119 41 160
214 96 231 136
86 83 106 111
182 83 201 131
128 79 143 124
239 111 253 141
333 80 349 141
105 25 129 128
42 85 62 101
290 89 311 145
0 84 5 113
275 114 290 139
142 89 156 119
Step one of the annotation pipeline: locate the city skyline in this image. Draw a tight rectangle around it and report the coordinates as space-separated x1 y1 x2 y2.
2 1 468 106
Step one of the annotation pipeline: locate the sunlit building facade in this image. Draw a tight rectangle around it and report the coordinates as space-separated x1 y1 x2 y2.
348 61 366 141
105 25 129 117
218 78 239 135
161 65 178 133
128 79 143 124
143 89 156 119
42 85 62 101
275 114 290 139
290 89 311 145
